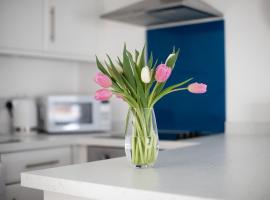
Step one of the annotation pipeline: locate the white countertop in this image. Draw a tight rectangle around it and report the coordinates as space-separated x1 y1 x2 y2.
21 134 270 200
0 132 198 153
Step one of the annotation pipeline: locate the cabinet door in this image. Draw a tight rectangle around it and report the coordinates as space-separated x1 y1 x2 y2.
1 147 72 184
6 184 43 200
0 0 44 51
45 0 99 57
88 146 125 162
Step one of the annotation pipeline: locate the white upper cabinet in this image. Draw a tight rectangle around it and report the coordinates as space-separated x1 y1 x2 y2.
0 0 44 51
0 0 100 62
44 0 99 60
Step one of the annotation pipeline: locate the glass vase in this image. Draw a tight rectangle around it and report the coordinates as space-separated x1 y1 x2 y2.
125 108 159 168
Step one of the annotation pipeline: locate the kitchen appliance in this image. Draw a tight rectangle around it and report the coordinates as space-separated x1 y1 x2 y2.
0 99 12 135
11 98 38 134
101 0 223 27
37 95 111 133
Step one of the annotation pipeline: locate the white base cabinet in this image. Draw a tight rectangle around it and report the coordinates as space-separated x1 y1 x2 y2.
1 147 72 184
1 146 73 200
6 184 43 200
88 146 125 162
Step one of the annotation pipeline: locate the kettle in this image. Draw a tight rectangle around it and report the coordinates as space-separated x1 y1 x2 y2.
9 98 38 134
0 99 12 135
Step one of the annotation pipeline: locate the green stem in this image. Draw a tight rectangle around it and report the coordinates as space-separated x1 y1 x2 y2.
138 138 145 164
130 108 158 166
148 83 159 107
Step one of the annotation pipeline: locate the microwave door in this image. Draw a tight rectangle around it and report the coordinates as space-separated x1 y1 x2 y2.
48 102 78 132
48 102 95 132
77 102 97 131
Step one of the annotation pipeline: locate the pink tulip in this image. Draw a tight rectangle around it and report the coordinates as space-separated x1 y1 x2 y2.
95 89 112 101
188 82 207 94
94 72 112 88
155 64 172 83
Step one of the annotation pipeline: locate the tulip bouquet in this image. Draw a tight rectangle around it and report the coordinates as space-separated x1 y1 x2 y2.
94 45 207 168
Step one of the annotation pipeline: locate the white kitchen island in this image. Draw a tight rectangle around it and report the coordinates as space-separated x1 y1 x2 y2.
21 134 270 200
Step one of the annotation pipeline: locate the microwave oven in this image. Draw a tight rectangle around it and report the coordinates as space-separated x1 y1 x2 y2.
37 96 111 133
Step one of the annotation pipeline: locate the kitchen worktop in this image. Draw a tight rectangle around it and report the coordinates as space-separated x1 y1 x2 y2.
0 132 197 153
21 134 270 200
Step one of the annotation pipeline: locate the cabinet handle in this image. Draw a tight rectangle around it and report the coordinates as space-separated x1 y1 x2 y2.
50 6 55 42
25 160 59 169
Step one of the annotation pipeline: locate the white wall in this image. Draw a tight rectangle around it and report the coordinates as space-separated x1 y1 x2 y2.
0 55 80 97
203 0 270 133
224 0 270 133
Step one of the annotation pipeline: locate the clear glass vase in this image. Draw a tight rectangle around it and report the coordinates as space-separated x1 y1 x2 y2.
125 108 159 168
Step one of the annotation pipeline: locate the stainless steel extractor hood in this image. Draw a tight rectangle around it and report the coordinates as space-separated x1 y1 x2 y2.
101 0 223 26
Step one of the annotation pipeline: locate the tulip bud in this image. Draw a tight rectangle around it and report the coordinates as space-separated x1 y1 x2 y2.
165 53 178 68
165 53 174 64
141 66 151 83
115 64 123 73
188 83 207 94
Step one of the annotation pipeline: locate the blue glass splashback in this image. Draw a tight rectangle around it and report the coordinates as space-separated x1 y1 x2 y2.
147 20 225 134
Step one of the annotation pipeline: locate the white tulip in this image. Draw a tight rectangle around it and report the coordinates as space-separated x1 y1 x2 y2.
141 66 151 83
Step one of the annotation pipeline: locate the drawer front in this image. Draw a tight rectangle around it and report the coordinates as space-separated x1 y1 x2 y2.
1 147 71 184
88 146 125 162
6 183 43 200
